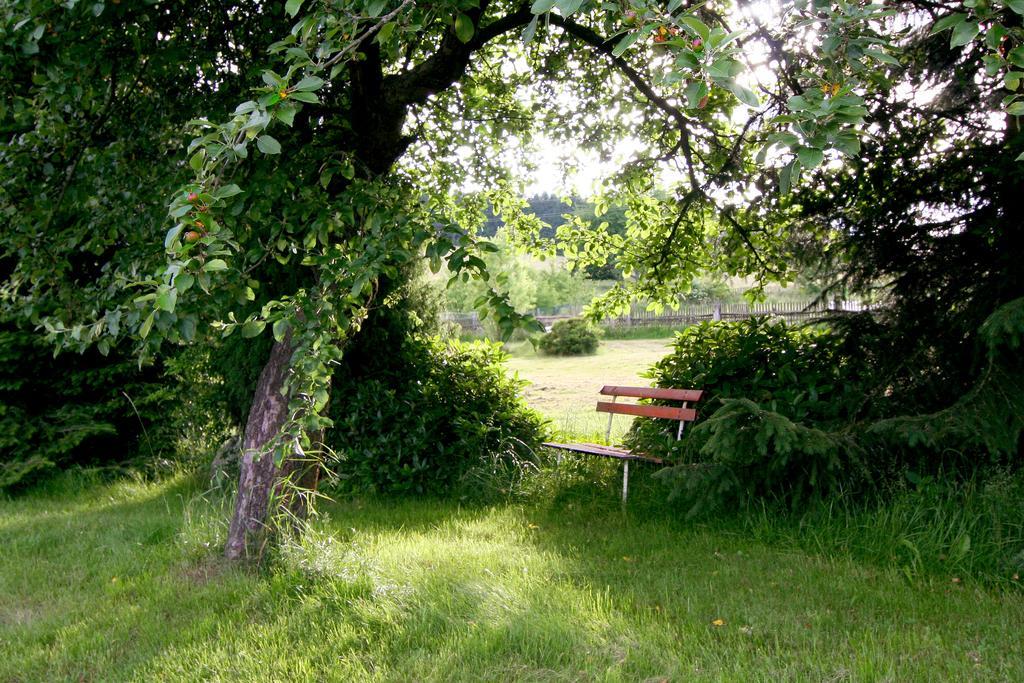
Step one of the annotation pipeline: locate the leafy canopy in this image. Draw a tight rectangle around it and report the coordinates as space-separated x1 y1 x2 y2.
4 0 1024 463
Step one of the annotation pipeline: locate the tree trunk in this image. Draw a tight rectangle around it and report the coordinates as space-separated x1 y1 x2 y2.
220 14 496 561
224 337 317 560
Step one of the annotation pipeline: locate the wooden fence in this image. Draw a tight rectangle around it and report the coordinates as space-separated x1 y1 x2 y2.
441 298 873 333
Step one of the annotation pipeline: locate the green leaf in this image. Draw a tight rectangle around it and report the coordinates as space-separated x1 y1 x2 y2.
678 16 711 42
180 317 196 342
320 168 334 189
214 184 243 199
203 259 228 272
863 47 900 65
288 91 319 104
155 286 177 312
176 273 195 292
377 21 397 43
522 15 539 43
707 58 743 80
261 70 283 88
313 388 329 411
1007 0 1024 14
930 13 965 35
797 147 824 169
189 151 205 171
724 81 760 107
454 14 474 43
612 32 640 57
293 75 324 91
531 0 557 13
555 0 585 16
787 96 810 113
1007 101 1024 115
779 159 799 195
983 54 1004 77
684 81 709 109
833 133 861 157
257 135 282 155
139 311 156 339
949 19 980 48
285 0 304 17
1009 46 1024 69
273 319 290 342
164 225 183 248
241 320 266 338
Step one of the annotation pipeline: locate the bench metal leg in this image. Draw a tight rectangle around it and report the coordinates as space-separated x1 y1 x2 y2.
622 460 629 504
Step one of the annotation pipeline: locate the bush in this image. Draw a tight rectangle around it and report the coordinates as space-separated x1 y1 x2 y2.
325 336 547 496
633 305 1024 514
621 317 879 512
0 323 176 491
626 317 869 459
538 318 599 356
656 398 867 515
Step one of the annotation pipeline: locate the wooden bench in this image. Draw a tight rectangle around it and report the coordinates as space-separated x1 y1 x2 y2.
543 385 703 502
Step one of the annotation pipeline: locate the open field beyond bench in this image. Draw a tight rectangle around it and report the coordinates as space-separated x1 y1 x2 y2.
543 385 703 502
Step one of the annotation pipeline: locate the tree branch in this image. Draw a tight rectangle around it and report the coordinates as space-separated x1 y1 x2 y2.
545 15 702 192
384 2 534 109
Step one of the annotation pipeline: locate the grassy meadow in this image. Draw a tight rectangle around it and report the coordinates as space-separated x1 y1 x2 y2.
504 338 672 442
2 336 1023 681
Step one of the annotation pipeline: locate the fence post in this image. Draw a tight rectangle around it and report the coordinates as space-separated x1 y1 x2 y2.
713 302 721 321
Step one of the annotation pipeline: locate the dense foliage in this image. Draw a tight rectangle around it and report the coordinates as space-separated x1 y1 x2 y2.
632 302 1024 513
785 7 1024 423
5 0 1024 555
440 233 597 318
627 317 868 455
326 336 547 496
0 323 174 491
538 318 600 356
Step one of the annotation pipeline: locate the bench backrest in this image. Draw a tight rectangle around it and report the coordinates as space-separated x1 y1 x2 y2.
596 385 703 441
600 386 703 402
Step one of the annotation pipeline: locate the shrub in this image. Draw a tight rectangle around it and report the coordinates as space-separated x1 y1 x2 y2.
325 336 547 496
634 304 1024 514
538 318 599 356
656 398 867 516
0 323 176 491
626 316 870 459
620 317 878 511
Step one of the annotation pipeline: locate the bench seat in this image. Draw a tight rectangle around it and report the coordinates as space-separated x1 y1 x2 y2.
542 385 702 502
540 441 666 464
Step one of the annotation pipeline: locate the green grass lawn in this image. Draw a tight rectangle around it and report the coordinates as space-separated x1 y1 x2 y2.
2 474 1023 681
504 338 672 441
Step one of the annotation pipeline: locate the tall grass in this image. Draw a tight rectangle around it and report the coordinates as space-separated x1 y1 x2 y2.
514 454 1024 588
733 471 1024 587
